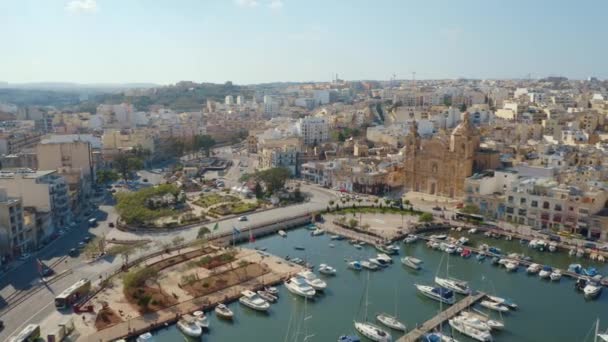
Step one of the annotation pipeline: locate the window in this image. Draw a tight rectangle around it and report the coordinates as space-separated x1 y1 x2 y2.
531 200 538 208
506 207 514 214
554 204 562 211
520 198 527 205
543 201 550 209
508 196 514 203
518 209 527 216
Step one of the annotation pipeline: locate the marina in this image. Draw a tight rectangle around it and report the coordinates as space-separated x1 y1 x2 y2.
132 225 608 341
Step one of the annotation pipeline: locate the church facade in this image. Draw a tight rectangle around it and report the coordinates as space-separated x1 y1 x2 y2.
402 113 480 198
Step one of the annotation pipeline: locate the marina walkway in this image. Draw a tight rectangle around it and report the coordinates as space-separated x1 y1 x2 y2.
397 292 486 342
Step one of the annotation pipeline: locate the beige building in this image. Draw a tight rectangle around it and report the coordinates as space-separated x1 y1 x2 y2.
0 189 29 259
102 129 155 160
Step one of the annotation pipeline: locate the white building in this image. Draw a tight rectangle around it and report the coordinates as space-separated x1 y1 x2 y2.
313 90 330 105
296 116 329 146
225 95 234 106
236 95 245 106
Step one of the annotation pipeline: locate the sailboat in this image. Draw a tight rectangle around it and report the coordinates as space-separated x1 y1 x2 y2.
354 272 392 342
594 318 608 342
435 252 471 295
376 287 406 332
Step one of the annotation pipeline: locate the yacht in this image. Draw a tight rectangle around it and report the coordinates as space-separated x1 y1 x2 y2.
376 313 406 331
285 277 316 298
354 321 392 342
297 271 328 290
434 234 448 240
480 300 509 313
386 244 400 254
278 230 287 237
485 295 518 310
460 311 504 330
415 285 456 305
348 260 363 271
434 276 471 295
468 228 477 234
401 256 423 270
455 314 491 331
403 235 418 244
538 266 552 279
526 263 541 274
311 228 325 236
192 311 209 329
550 269 562 281
257 290 278 303
214 303 234 320
376 253 393 264
239 290 270 311
319 263 337 275
369 258 389 268
265 286 279 296
458 237 469 245
330 234 344 240
361 260 379 271
338 335 361 342
584 281 603 299
136 332 154 342
505 262 518 272
177 315 203 337
422 332 460 342
448 318 493 342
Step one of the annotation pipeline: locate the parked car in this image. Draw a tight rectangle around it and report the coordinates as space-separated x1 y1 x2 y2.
432 206 442 211
41 267 54 277
78 242 86 249
69 248 79 257
83 236 92 243
239 216 248 221
18 253 31 261
142 178 149 183
109 222 115 228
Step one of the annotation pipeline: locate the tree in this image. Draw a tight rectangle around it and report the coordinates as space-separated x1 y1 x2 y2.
195 135 216 157
172 236 186 254
96 170 120 184
197 226 210 239
255 168 290 194
114 153 144 183
403 199 411 210
254 181 264 199
348 218 358 229
419 213 434 223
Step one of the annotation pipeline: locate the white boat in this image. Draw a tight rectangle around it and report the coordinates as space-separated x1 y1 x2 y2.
453 314 491 332
468 228 477 234
257 290 278 303
285 277 316 298
297 270 327 290
214 303 233 320
435 276 471 295
369 258 389 268
319 263 337 275
239 290 270 311
526 263 541 274
354 321 392 342
136 332 154 342
311 228 325 236
538 266 552 279
449 318 493 342
577 249 585 258
584 282 603 298
403 235 418 243
480 300 509 313
278 230 287 237
549 241 557 252
550 269 562 281
569 248 576 257
460 311 504 330
415 284 456 305
265 286 279 296
377 253 393 264
361 260 379 270
401 256 422 270
505 261 518 272
376 313 406 331
422 332 460 342
435 234 448 240
486 295 518 309
177 315 203 337
458 237 469 245
192 310 209 329
348 260 363 271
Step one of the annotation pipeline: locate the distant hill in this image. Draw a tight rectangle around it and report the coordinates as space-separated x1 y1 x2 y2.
0 82 159 91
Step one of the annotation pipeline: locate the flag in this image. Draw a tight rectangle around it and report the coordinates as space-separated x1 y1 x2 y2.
213 222 219 231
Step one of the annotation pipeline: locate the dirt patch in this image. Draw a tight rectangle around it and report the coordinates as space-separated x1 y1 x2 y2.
187 251 237 270
181 263 268 298
124 286 178 314
152 246 215 272
95 306 123 330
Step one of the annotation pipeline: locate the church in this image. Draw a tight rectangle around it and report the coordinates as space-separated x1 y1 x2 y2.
402 112 481 198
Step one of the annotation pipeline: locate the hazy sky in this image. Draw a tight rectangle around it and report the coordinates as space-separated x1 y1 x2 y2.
1 0 606 84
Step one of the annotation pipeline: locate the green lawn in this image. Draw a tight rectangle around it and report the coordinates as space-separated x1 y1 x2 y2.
116 184 180 225
193 194 239 208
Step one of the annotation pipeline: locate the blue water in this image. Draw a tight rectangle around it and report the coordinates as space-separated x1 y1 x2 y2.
148 228 608 342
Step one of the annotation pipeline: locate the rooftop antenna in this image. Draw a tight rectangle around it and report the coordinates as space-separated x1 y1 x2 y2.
412 71 417 87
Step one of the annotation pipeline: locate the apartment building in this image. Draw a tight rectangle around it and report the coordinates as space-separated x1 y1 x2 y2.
0 131 44 155
0 189 29 260
296 116 329 146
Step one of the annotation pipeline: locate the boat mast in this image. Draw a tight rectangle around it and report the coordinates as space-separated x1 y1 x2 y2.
595 318 600 342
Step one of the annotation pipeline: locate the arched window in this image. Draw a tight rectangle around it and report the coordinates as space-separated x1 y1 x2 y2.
432 163 438 173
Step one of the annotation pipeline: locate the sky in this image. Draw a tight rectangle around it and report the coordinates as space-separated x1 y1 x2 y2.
0 0 606 84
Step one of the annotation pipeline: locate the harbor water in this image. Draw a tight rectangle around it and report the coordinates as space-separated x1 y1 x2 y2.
149 227 608 342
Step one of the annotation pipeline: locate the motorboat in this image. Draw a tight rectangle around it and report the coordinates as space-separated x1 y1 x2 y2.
386 244 400 254
361 260 379 271
443 244 457 254
369 258 389 268
491 257 500 265
460 311 504 330
455 314 491 332
476 253 486 261
354 244 363 249
461 249 472 258
576 277 589 292
448 318 493 342
239 290 270 311
550 269 562 281
257 290 278 303
306 224 317 231
488 247 502 255
569 263 583 274
505 262 518 272
484 231 492 238
311 228 325 236
415 285 456 305
214 303 233 320
285 277 316 298
177 315 203 337
291 257 304 265
401 256 423 270
265 286 279 296
456 247 464 254
422 332 460 342
434 234 448 240
319 263 337 275
583 267 599 277
338 335 361 342
297 270 328 290
549 241 557 252
526 263 541 274
486 295 518 309
577 249 585 258
278 230 287 237
136 332 154 342
538 266 552 279
403 235 418 243
294 246 306 251
192 310 209 329
569 248 576 257
376 253 393 264
584 281 603 299
348 260 363 271
354 321 392 342
434 276 471 295
468 228 477 234
376 313 406 331
480 300 509 313
458 237 469 245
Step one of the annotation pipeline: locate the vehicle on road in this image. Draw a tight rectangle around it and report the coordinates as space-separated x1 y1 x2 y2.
88 218 98 227
77 241 86 249
83 236 92 243
239 216 248 221
69 248 79 257
9 323 40 342
109 222 115 228
142 178 149 182
55 278 91 309
18 253 31 261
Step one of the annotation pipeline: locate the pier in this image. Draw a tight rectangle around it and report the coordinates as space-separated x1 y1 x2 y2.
397 291 487 342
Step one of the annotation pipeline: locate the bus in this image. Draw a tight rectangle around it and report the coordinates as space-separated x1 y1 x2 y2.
55 278 91 310
455 212 484 224
8 324 40 342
